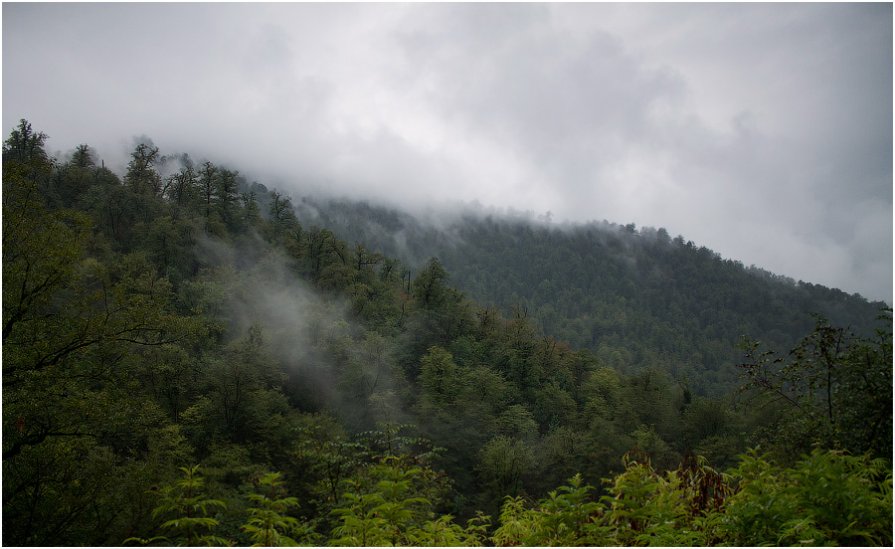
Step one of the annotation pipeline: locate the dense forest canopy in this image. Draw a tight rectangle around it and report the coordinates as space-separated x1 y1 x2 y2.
3 120 891 546
294 197 888 396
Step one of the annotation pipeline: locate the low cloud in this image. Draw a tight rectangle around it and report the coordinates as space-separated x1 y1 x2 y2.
3 3 890 301
192 232 407 427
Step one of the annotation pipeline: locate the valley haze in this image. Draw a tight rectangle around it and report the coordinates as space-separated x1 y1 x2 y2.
3 2 891 302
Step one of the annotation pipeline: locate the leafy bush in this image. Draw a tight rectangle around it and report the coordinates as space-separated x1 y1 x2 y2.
721 449 892 546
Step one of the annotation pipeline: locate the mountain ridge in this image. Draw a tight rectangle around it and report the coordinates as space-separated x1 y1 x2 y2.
4 120 890 545
291 194 887 395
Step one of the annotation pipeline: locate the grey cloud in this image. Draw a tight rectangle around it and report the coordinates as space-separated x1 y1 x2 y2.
2 3 890 301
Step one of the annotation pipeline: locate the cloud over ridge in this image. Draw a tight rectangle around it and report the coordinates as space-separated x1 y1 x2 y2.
3 3 891 301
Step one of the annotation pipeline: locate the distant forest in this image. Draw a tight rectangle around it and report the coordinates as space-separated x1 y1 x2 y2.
295 197 887 396
4 119 891 546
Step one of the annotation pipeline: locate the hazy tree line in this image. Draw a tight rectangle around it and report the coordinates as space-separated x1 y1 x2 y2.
3 120 891 546
297 197 886 397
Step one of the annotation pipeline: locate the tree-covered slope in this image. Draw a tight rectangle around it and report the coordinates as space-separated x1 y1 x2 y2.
295 197 887 395
3 120 890 546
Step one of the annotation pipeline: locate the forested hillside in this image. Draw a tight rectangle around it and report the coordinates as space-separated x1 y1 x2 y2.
3 120 891 546
295 197 887 395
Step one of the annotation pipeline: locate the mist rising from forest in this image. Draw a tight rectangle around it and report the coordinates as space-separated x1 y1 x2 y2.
41 133 891 310
4 112 890 546
193 231 407 427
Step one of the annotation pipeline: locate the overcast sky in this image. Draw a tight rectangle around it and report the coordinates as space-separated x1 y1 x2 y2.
3 3 892 302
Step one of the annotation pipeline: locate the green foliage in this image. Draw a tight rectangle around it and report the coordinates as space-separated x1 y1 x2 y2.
329 458 436 546
478 436 533 500
738 311 893 460
124 143 163 196
492 474 607 546
414 512 491 546
242 472 314 546
600 458 699 546
720 449 892 546
489 449 891 547
3 118 50 166
295 197 886 398
490 464 708 547
413 258 448 310
418 346 460 406
141 465 231 546
3 121 889 547
491 495 539 546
